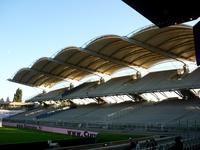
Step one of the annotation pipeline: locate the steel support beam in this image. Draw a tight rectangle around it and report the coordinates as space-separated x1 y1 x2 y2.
123 37 186 64
48 57 104 77
28 68 71 82
80 47 140 72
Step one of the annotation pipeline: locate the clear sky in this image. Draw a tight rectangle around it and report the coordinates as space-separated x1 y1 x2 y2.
0 0 198 101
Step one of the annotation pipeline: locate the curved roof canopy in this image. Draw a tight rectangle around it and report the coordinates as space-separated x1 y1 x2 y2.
9 25 195 88
85 25 194 68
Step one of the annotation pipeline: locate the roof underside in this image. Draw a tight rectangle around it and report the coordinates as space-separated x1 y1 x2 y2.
9 25 195 88
122 0 200 27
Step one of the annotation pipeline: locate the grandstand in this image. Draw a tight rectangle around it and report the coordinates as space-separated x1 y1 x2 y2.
3 24 200 149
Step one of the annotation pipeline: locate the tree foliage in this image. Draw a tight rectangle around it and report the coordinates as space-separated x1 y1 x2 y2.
13 88 22 102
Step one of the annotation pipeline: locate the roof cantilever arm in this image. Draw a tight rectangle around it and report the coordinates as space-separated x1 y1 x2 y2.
123 37 187 65
50 58 103 78
80 47 142 74
29 68 71 82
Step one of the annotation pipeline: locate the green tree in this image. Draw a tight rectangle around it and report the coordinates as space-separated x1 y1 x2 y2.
13 88 22 102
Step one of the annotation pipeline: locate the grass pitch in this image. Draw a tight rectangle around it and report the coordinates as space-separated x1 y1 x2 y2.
95 132 148 143
0 127 149 145
0 127 79 144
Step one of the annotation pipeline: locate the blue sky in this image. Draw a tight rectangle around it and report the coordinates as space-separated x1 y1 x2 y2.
0 0 198 101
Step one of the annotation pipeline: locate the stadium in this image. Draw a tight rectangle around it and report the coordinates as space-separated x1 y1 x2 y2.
1 24 200 149
1 1 200 150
